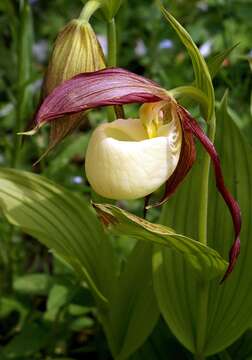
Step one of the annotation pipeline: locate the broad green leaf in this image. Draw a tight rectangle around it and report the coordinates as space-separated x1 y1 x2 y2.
0 168 116 306
93 203 227 280
161 6 214 120
155 94 252 356
207 44 238 80
106 242 159 360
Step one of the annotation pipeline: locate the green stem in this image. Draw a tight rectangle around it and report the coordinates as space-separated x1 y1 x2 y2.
12 0 32 167
106 17 117 121
79 0 101 22
198 116 216 245
195 113 216 358
12 111 23 168
12 46 25 168
107 18 117 67
170 86 208 112
7 1 33 292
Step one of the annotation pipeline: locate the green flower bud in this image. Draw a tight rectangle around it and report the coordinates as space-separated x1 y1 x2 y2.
42 19 105 155
44 19 105 95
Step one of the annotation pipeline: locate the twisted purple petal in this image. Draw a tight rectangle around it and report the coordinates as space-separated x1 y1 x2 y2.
179 106 241 281
146 116 196 208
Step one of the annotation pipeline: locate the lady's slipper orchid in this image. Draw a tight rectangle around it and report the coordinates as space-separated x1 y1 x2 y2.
28 67 241 280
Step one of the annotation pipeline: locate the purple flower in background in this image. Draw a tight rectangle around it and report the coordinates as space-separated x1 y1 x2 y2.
32 40 49 64
71 176 83 185
159 39 173 50
199 40 212 58
197 1 209 12
135 39 147 57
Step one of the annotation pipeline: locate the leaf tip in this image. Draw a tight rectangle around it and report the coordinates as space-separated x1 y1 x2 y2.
92 202 119 228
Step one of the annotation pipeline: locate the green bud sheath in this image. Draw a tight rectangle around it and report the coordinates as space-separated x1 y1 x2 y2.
42 19 106 155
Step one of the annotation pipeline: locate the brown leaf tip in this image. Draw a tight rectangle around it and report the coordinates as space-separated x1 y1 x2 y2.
92 203 118 228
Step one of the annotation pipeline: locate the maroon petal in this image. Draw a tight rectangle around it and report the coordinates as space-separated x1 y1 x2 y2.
35 68 169 126
146 120 196 209
178 106 241 281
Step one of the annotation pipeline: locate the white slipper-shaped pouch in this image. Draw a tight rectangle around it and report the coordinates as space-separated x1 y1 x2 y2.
85 116 182 200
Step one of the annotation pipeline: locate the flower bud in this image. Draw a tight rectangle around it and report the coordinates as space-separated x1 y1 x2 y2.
85 116 182 200
42 19 105 154
44 19 105 95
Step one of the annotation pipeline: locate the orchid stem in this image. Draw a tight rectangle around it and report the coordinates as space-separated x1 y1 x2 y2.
106 17 117 121
170 86 208 114
12 1 31 168
195 112 216 358
198 115 216 245
107 18 117 67
79 0 101 22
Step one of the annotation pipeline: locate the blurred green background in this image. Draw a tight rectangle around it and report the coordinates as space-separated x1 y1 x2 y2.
0 0 251 359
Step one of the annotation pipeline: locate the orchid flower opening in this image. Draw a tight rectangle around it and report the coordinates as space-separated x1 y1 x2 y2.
29 67 241 280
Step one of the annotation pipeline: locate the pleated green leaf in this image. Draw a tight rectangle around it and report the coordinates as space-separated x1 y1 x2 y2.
0 168 116 306
93 203 227 280
0 169 162 358
161 6 214 120
155 94 252 356
106 242 159 360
